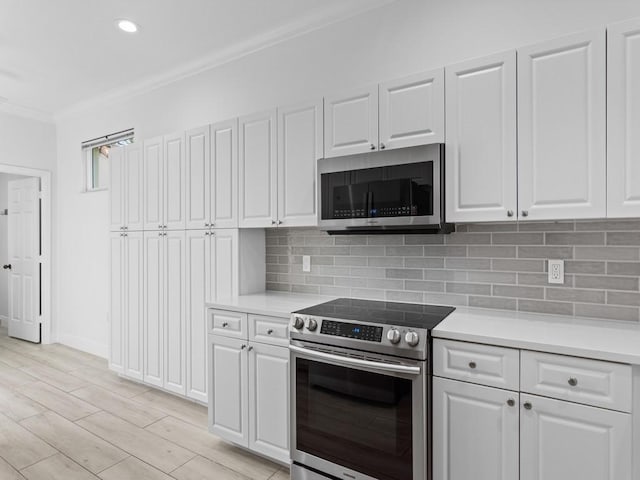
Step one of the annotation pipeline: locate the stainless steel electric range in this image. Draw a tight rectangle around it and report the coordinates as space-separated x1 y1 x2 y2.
289 298 455 480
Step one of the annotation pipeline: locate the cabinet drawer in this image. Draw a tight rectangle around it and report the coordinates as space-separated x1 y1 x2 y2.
249 315 289 346
521 350 632 412
433 339 520 390
208 309 247 339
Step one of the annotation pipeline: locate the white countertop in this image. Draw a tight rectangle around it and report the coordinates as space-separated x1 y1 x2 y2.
206 292 335 318
434 307 640 365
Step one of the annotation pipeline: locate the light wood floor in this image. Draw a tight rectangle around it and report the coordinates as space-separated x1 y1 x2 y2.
0 328 289 480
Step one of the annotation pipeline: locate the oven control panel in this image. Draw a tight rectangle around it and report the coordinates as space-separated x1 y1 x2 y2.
320 320 383 342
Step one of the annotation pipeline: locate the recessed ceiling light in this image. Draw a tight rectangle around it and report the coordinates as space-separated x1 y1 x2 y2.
116 19 139 33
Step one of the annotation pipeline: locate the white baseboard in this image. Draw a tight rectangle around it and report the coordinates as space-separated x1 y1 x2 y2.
57 333 107 359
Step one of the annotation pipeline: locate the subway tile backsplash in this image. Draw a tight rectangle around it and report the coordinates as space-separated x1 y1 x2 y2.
265 221 640 322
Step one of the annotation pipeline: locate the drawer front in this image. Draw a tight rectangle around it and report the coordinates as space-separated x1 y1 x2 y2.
521 350 632 412
208 309 248 339
249 315 289 346
434 339 520 390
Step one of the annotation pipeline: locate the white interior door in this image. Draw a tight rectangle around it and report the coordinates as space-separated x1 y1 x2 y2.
7 177 41 343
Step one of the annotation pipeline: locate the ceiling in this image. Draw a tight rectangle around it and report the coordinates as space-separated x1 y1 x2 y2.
0 0 394 121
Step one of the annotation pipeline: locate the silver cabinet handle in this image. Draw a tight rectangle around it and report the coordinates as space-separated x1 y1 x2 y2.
290 344 421 376
507 210 514 217
507 398 515 407
521 210 529 217
468 361 477 369
370 143 376 150
568 377 578 387
380 142 386 150
523 402 532 410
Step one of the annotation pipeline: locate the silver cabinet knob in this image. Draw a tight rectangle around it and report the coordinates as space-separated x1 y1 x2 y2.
158 232 163 237
468 361 477 369
292 316 305 330
523 402 532 410
205 223 210 227
277 220 283 225
205 231 210 236
380 142 386 150
158 225 163 229
507 210 514 217
248 346 254 352
507 398 515 407
370 143 376 150
404 331 419 347
267 329 274 335
271 220 276 225
568 377 578 387
241 344 246 350
521 210 529 217
386 328 401 344
222 322 228 328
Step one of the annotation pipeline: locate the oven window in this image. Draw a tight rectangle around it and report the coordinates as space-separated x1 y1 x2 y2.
296 358 413 480
320 161 433 220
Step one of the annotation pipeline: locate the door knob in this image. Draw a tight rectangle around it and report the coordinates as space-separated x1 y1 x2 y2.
2 264 11 270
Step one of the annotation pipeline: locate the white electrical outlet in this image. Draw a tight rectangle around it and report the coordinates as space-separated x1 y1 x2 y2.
302 255 311 272
548 259 564 284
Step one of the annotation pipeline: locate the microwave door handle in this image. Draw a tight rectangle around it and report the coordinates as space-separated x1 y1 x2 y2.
289 344 421 376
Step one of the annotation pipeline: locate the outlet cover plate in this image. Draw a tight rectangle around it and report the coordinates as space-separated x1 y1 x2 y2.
302 255 311 272
548 259 564 284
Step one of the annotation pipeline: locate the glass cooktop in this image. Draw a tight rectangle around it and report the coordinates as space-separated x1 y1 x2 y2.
293 298 455 330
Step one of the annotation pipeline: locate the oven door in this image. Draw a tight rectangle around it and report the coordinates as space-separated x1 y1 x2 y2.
290 341 427 480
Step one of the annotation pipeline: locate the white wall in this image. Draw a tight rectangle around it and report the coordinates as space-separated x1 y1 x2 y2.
54 0 640 356
0 111 56 328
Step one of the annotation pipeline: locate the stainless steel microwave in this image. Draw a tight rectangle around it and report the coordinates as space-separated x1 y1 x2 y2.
317 144 451 234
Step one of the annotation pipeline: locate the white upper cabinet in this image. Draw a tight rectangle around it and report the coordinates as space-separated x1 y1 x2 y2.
520 394 632 480
239 110 277 228
211 119 239 228
164 132 187 230
518 29 607 220
379 68 444 149
125 144 144 231
109 146 125 232
143 137 164 231
324 84 378 157
607 18 640 217
185 126 210 230
446 51 517 223
277 100 323 227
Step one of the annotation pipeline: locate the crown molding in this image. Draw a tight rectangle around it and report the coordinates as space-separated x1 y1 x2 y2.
0 101 54 124
55 0 396 121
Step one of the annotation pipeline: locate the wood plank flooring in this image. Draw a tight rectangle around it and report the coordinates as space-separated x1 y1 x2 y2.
0 329 287 480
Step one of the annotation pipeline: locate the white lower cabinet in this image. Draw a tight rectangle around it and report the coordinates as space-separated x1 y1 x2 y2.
433 377 519 480
433 339 634 480
520 394 632 480
209 310 290 465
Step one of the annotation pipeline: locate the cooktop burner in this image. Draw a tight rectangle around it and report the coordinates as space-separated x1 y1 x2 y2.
293 297 455 330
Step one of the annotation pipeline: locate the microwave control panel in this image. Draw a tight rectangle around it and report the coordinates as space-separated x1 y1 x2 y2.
320 320 383 342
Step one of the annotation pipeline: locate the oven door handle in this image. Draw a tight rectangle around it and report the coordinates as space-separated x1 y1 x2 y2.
289 344 421 376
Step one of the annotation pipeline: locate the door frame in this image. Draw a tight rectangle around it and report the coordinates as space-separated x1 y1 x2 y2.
0 163 52 344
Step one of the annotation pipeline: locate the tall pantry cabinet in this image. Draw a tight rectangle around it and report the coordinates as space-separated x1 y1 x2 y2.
109 128 265 404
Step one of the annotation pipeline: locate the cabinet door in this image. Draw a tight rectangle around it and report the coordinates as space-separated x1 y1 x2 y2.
108 146 124 231
324 84 378 158
164 132 186 230
433 377 519 480
185 230 208 403
379 69 445 149
277 101 322 227
239 110 277 228
108 232 124 373
446 51 517 223
209 335 248 446
124 143 144 231
206 229 238 303
143 137 164 231
185 126 210 230
518 29 606 220
143 231 163 387
211 119 238 228
607 18 640 217
124 231 143 381
520 394 632 480
164 230 186 395
248 342 290 464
